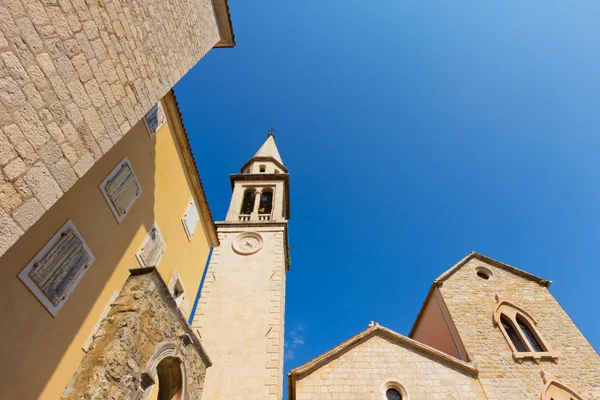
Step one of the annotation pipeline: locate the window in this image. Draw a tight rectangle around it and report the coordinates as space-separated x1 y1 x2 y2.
154 357 183 400
100 157 142 223
258 190 273 214
182 198 200 240
379 379 409 400
144 101 166 138
18 220 95 316
386 388 402 400
517 316 544 352
259 165 266 172
136 223 166 268
168 269 190 317
475 266 493 280
501 316 527 352
241 190 255 215
540 372 583 400
274 169 280 174
493 297 557 362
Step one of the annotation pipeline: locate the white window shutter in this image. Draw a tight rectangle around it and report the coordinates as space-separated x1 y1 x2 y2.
182 199 200 240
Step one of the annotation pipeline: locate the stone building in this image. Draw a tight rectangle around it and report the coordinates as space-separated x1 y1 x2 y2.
192 132 290 400
288 252 600 400
0 89 222 399
0 0 234 257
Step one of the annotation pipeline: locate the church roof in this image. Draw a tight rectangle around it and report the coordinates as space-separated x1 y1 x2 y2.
288 323 478 383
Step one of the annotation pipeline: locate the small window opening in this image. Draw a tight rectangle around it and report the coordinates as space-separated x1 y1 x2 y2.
386 388 402 400
172 280 184 300
274 169 280 174
501 315 527 352
477 271 489 280
517 316 544 352
258 191 273 214
241 190 255 215
259 165 266 173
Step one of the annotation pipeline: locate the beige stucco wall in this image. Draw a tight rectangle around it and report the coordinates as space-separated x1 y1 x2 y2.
193 223 287 400
0 0 221 257
0 101 212 399
294 333 486 400
439 258 600 399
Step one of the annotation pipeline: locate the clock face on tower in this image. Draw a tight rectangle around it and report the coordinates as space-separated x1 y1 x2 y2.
232 232 264 255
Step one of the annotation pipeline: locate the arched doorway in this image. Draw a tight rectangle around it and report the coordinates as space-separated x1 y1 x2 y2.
148 357 184 400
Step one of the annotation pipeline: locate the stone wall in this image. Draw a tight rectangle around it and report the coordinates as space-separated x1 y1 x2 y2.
192 224 288 400
293 333 486 400
439 258 600 399
0 0 221 256
61 268 212 399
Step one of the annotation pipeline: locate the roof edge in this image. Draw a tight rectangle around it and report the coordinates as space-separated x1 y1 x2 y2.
212 0 235 48
288 323 478 381
166 90 219 247
435 251 551 287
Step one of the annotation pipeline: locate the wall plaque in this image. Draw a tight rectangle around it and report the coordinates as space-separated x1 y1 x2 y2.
100 157 142 223
19 220 95 316
136 223 166 268
144 102 167 138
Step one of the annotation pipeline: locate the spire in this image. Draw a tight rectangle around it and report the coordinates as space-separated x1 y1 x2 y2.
252 132 284 166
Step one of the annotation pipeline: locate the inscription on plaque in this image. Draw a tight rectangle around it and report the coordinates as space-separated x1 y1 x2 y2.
100 157 142 223
19 220 95 316
144 102 166 137
137 223 166 267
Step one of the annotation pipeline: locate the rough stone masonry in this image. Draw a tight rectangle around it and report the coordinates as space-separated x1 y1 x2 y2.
0 0 222 256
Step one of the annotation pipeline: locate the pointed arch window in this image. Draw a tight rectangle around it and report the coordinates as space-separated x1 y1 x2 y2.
493 297 558 362
241 190 255 215
258 190 273 214
501 316 527 352
540 372 583 400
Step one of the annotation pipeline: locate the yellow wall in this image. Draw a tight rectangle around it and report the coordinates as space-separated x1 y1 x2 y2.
0 98 213 399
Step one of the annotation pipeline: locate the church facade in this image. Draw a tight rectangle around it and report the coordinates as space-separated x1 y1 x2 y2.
288 253 600 400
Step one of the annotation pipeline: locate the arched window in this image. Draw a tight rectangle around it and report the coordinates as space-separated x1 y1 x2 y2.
540 372 583 400
258 191 273 214
259 165 266 172
517 316 544 352
501 315 527 352
386 388 402 400
493 297 557 362
241 190 255 215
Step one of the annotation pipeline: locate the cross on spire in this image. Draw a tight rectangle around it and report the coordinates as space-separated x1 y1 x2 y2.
268 127 276 137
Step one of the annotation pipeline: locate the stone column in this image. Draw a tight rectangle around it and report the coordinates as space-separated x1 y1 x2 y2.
250 189 262 220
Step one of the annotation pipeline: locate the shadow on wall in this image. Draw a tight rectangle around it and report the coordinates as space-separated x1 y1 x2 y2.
0 120 158 399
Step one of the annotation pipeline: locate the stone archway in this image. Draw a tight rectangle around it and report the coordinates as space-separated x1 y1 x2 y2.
152 357 184 400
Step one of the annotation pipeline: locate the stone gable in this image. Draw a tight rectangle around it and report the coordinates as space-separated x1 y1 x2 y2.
438 257 600 399
292 331 486 400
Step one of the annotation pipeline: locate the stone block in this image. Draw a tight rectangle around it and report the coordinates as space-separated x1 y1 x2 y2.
48 157 77 190
38 139 62 164
0 129 17 166
24 161 63 209
0 76 26 110
12 197 44 230
73 152 93 177
0 182 22 212
4 157 26 180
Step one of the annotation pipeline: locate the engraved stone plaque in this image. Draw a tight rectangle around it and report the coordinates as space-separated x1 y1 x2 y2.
100 157 142 223
182 198 200 240
137 223 166 267
144 102 166 137
19 220 95 316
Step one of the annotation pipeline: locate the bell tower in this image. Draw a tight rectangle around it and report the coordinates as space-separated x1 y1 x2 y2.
192 132 290 400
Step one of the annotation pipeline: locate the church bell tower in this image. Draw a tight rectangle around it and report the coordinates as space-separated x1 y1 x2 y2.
192 132 290 400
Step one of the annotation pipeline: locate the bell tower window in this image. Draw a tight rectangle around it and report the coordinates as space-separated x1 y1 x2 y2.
241 190 255 215
258 191 273 214
259 165 266 172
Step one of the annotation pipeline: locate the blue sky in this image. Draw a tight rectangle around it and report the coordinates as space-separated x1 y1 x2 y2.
175 0 600 381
